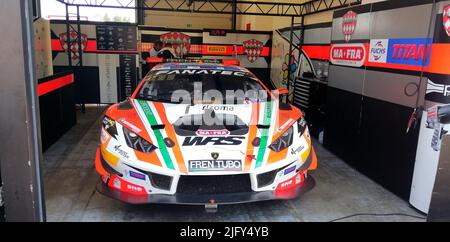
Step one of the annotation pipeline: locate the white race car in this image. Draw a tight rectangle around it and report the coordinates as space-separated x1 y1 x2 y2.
94 60 317 207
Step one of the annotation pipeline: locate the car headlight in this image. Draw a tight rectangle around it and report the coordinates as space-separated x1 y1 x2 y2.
269 126 294 152
102 116 118 138
123 126 157 154
297 117 307 135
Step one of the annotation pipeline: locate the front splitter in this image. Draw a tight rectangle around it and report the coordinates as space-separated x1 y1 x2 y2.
96 175 315 205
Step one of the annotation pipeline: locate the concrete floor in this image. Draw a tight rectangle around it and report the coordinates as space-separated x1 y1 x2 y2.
43 106 425 222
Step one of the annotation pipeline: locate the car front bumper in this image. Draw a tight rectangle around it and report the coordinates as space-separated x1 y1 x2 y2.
96 174 315 205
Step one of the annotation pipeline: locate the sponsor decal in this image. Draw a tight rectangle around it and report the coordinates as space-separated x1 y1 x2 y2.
126 184 144 193
155 69 247 76
291 145 304 155
129 171 146 181
188 160 243 172
280 179 293 188
113 145 129 159
444 5 450 37
243 39 264 63
182 136 245 146
369 39 388 63
386 38 432 67
101 128 110 144
207 45 227 54
119 118 142 133
426 76 450 104
277 118 295 132
342 11 357 42
284 166 296 175
202 105 234 112
196 129 230 136
330 43 366 67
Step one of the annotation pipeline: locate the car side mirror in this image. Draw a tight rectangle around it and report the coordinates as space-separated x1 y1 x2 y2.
274 88 290 108
274 88 289 96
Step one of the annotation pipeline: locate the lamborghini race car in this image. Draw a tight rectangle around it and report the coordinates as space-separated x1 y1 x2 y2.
94 60 318 206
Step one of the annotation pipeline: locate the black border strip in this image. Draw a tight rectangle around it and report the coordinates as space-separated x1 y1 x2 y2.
333 4 372 18
310 58 330 62
277 22 332 33
50 19 137 26
138 26 204 33
37 70 74 85
329 63 424 77
331 39 370 44
334 0 435 18
138 26 272 35
303 43 331 46
371 0 434 12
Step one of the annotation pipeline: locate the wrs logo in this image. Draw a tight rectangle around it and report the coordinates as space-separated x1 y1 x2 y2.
369 39 388 63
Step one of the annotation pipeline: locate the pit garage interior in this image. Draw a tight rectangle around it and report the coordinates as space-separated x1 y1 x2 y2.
1 0 450 222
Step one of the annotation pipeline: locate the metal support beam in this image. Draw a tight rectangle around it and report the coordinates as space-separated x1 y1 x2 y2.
232 0 237 30
0 0 46 222
137 0 145 25
287 16 295 92
32 0 41 18
65 3 72 66
55 0 362 17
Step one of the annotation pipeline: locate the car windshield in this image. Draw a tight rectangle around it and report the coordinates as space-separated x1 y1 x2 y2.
136 68 271 104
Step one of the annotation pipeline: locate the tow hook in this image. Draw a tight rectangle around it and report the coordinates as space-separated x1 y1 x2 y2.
205 199 218 213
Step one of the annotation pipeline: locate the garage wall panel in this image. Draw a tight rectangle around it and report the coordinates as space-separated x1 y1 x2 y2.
332 5 372 42
323 0 438 200
324 87 363 168
363 70 427 108
304 27 332 45
370 4 434 39
328 65 365 95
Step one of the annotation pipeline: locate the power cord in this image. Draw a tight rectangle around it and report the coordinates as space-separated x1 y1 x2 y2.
328 213 427 222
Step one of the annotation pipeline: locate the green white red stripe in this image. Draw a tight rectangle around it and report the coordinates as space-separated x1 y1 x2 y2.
136 100 175 170
255 101 273 168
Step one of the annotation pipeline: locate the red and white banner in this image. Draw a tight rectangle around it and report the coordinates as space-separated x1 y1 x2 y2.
330 43 366 67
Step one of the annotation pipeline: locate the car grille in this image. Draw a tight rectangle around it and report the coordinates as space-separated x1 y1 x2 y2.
148 172 173 191
176 174 252 195
127 165 173 191
256 170 278 188
256 164 291 188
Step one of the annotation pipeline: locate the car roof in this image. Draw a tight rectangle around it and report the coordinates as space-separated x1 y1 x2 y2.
153 62 248 72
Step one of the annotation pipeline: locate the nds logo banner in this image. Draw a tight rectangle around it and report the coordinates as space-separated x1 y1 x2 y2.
369 39 388 63
330 43 366 67
386 38 432 67
426 74 450 104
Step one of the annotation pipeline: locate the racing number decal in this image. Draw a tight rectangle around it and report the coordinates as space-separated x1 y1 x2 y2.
255 101 273 168
137 100 175 170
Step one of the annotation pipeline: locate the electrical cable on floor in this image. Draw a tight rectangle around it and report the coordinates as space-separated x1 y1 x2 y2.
328 213 427 222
